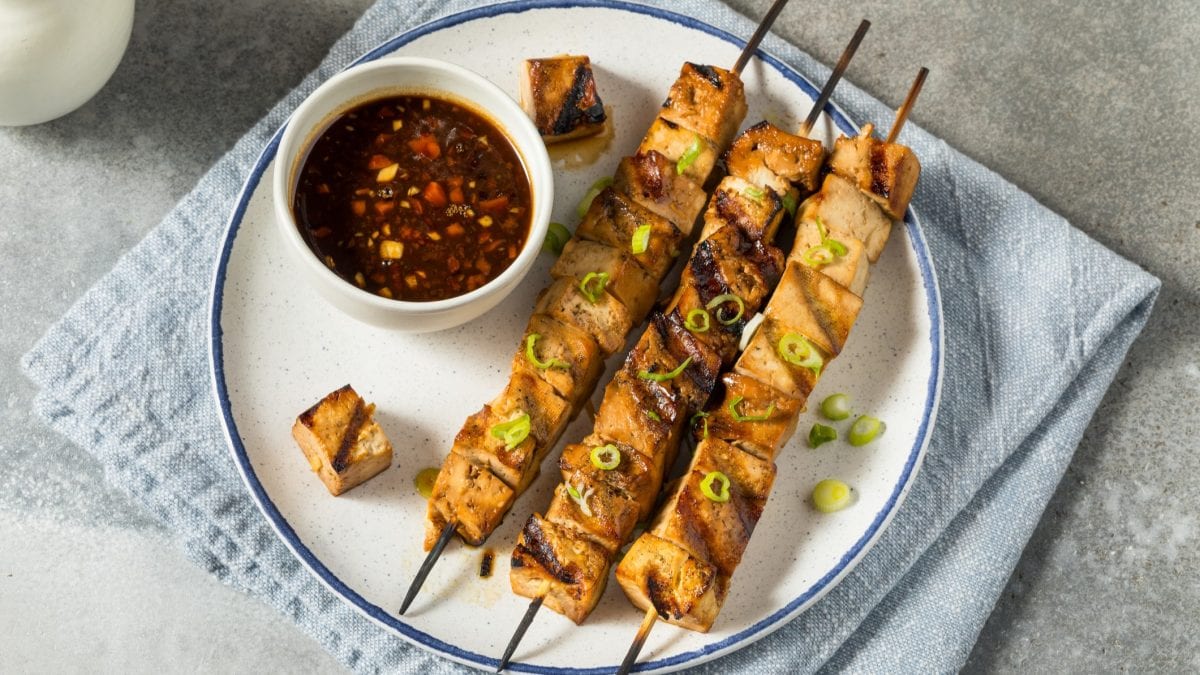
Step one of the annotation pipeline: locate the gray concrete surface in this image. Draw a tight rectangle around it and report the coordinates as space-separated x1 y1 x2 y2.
1 0 1196 672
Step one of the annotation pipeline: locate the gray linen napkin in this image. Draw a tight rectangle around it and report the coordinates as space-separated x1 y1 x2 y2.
22 0 1159 672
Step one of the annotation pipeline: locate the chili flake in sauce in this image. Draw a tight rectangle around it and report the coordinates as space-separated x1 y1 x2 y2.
294 95 532 301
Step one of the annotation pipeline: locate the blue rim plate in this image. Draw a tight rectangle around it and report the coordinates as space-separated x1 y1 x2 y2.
209 1 943 672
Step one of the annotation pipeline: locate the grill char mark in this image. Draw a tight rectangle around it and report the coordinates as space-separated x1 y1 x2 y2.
331 395 366 472
549 63 606 136
513 516 580 585
689 63 724 90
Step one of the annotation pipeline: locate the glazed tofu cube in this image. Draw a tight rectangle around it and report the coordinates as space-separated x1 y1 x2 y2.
560 437 665 519
828 125 921 220
735 314 823 402
799 173 894 262
551 239 658 321
650 437 776 576
593 368 687 463
659 62 748 149
291 385 393 496
702 373 803 462
425 452 515 548
615 532 728 633
725 120 826 195
624 312 722 413
519 55 607 143
614 151 708 235
545 477 640 554
697 175 786 244
534 276 634 356
638 116 719 184
790 218 871 296
576 187 683 281
511 313 604 414
510 513 612 624
666 224 784 362
763 263 863 358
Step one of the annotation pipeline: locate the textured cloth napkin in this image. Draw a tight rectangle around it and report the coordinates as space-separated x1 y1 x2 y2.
22 0 1160 672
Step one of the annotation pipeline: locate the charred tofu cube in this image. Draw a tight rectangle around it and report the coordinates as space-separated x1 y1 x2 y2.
593 368 687 464
650 437 776 576
828 125 921 220
725 121 826 195
790 218 871 297
638 116 719 184
799 173 894 262
576 187 683 281
703 373 802 462
560 437 665 520
545 476 640 554
763 263 863 358
697 176 786 244
511 313 604 415
667 225 784 362
534 276 634 356
551 239 658 321
519 55 607 143
425 452 515 548
291 385 392 496
735 314 823 402
510 513 612 624
659 62 748 149
624 312 722 414
614 151 708 235
615 532 728 633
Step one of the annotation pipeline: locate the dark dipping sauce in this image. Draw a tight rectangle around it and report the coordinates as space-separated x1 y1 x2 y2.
294 94 533 301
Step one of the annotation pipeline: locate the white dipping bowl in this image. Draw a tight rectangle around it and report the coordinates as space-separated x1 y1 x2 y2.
273 57 553 332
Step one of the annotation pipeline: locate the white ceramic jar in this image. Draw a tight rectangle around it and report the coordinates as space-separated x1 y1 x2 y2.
0 0 135 126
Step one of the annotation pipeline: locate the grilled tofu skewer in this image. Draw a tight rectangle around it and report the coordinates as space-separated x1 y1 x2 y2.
613 69 927 673
402 43 765 621
498 22 872 672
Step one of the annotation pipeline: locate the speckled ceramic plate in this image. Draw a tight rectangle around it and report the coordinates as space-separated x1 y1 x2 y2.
209 1 942 672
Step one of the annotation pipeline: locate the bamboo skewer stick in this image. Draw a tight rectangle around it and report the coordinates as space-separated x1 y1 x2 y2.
732 0 791 74
398 520 456 615
799 19 870 137
616 606 659 675
886 67 928 143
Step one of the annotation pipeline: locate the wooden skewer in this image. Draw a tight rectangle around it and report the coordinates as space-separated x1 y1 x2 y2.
798 19 871 137
616 606 660 675
398 520 456 615
495 595 544 672
732 0 791 74
886 66 929 143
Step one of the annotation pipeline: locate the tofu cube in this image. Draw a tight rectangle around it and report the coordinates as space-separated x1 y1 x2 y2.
519 55 607 143
576 186 683 281
799 173 894 262
638 116 720 184
763 262 863 358
614 150 709 235
703 373 803 462
534 276 634 356
828 125 921 220
510 513 612 624
291 384 392 496
545 477 640 554
624 312 722 414
697 175 786 244
735 314 823 403
551 238 658 321
659 62 748 148
615 532 728 633
560 436 665 520
725 120 826 195
424 452 515 548
511 313 604 415
593 368 687 465
789 219 871 297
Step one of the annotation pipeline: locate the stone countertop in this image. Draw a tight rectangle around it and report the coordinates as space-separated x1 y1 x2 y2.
1 0 1196 672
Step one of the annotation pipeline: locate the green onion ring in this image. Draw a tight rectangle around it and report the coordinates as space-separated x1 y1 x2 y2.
589 444 621 470
631 223 652 255
801 243 837 267
639 356 692 382
675 134 703 175
820 393 851 421
848 416 886 446
490 413 531 450
706 293 745 326
808 423 837 448
542 221 571 255
742 186 765 203
782 191 798 217
777 333 824 374
579 271 610 304
699 471 731 502
525 333 569 371
576 176 614 219
691 411 710 439
414 467 439 499
728 395 776 422
684 308 711 333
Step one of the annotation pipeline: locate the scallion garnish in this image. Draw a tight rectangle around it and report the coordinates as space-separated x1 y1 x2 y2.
848 416 885 446
691 411 710 439
820 393 851 421
676 134 703 175
490 412 531 450
414 467 439 499
590 444 621 470
576 176 614 219
778 333 823 374
700 471 731 503
728 395 776 422
684 307 711 333
566 480 595 516
631 223 652 255
542 221 571 255
579 271 610 304
743 186 765 203
809 423 837 448
525 333 569 371
645 409 662 422
812 478 852 512
826 238 848 256
705 293 745 326
638 356 692 382
782 191 798 217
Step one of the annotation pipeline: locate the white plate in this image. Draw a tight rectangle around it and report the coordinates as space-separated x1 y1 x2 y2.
209 1 943 672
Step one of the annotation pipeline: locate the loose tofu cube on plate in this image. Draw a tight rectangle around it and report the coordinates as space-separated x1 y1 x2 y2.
725 120 826 195
511 313 604 415
519 55 607 143
659 62 747 149
828 124 921 220
616 532 728 633
534 276 634 356
425 452 514 548
511 513 612 624
638 116 719 184
799 173 894 262
551 238 658 321
703 372 803 462
614 150 708 235
576 187 683 281
291 384 392 496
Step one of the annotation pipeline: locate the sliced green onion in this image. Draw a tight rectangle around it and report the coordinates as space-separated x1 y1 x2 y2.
815 216 829 241
848 416 886 446
826 238 848 256
743 186 765 203
645 409 662 422
525 333 569 370
801 243 837 267
639 356 692 382
414 467 439 499
706 293 745 326
777 333 823 374
576 176 614 219
684 308 711 333
579 271 610 304
782 191 798 217
542 221 571 255
566 480 595 516
699 471 731 503
676 134 703 175
490 412 531 450
631 223 652 255
820 393 851 421
812 478 852 513
691 411 710 439
590 444 621 470
728 395 776 422
808 423 837 448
